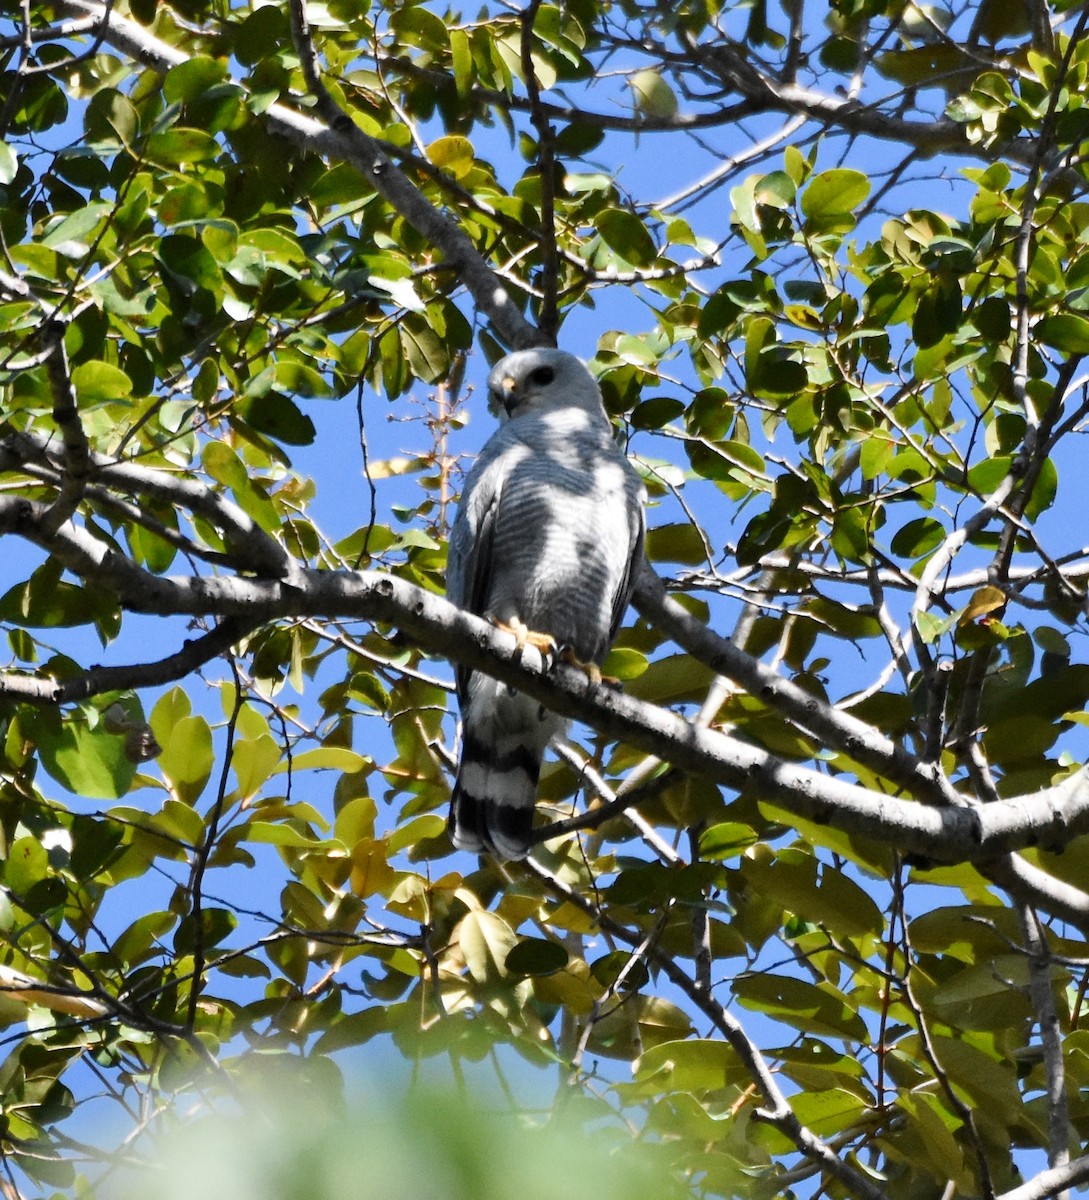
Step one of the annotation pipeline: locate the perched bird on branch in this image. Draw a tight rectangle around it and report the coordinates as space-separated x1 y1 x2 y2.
446 348 646 860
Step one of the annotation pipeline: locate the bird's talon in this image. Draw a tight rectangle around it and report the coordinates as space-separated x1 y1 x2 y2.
487 614 556 664
559 645 605 688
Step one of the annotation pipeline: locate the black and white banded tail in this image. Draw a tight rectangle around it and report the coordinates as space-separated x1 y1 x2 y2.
448 678 562 860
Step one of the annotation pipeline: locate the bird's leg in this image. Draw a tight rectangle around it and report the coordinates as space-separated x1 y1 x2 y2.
485 614 557 661
558 646 621 690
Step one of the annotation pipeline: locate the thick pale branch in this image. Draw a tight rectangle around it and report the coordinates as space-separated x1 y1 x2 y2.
984 856 1089 937
1019 904 1071 1182
4 494 1089 867
2 429 294 580
997 1155 1089 1200
633 567 962 807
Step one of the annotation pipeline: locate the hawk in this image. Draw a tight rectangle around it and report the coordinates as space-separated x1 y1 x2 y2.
446 348 647 860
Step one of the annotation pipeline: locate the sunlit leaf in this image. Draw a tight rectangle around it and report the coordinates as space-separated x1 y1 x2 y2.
801 169 869 218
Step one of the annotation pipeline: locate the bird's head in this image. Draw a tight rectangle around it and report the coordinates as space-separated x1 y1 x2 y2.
487 348 604 421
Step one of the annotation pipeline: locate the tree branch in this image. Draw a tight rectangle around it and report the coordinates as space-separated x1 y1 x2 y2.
1019 903 1072 1190
996 1155 1089 1200
633 565 962 807
524 857 887 1200
4 493 1089 870
37 320 90 538
56 0 541 350
0 619 255 704
2 428 295 581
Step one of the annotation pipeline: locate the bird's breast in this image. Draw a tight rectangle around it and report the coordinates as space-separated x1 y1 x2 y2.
486 451 638 660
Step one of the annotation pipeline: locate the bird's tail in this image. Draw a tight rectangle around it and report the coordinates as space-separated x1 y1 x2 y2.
448 682 562 860
449 732 541 860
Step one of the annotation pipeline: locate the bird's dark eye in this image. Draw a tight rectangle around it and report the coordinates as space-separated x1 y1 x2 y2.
527 365 555 387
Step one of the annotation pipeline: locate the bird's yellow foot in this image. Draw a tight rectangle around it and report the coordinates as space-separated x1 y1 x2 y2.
558 646 620 689
486 614 557 659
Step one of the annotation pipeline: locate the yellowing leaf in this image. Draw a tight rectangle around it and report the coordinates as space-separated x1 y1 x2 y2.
457 909 517 983
232 734 281 800
957 585 1007 627
629 70 678 118
350 837 396 898
427 135 475 180
156 715 214 805
275 748 369 774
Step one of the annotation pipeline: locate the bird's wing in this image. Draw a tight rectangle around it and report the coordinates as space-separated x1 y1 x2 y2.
447 439 513 702
607 469 647 647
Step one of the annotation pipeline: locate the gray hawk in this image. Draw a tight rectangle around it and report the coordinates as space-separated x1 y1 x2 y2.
446 348 647 860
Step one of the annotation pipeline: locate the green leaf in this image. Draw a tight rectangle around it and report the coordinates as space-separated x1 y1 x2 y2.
633 1038 745 1092
155 714 214 806
42 202 112 249
450 29 473 96
733 974 869 1040
625 654 716 704
128 512 180 574
699 823 759 860
891 516 946 559
966 455 1011 496
173 907 237 955
202 442 280 530
146 128 219 166
335 796 377 847
927 956 1033 1030
242 821 321 848
163 56 228 103
629 70 678 119
389 5 448 53
387 814 445 853
630 396 685 429
277 748 368 774
875 44 973 86
0 140 17 185
596 208 658 267
427 135 475 180
600 646 648 680
801 169 870 219
4 835 49 895
1036 313 1089 354
457 910 517 983
505 938 569 976
790 1088 868 1138
232 734 281 800
35 715 137 801
0 565 106 630
71 360 133 404
245 361 332 401
313 1008 388 1054
238 392 317 445
645 523 707 565
913 274 963 348
85 89 138 142
1025 456 1057 518
743 853 884 937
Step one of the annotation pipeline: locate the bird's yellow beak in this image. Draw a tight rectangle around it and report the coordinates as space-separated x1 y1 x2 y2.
496 376 518 415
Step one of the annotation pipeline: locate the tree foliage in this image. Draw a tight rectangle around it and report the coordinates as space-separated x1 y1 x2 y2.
1 0 1089 1196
